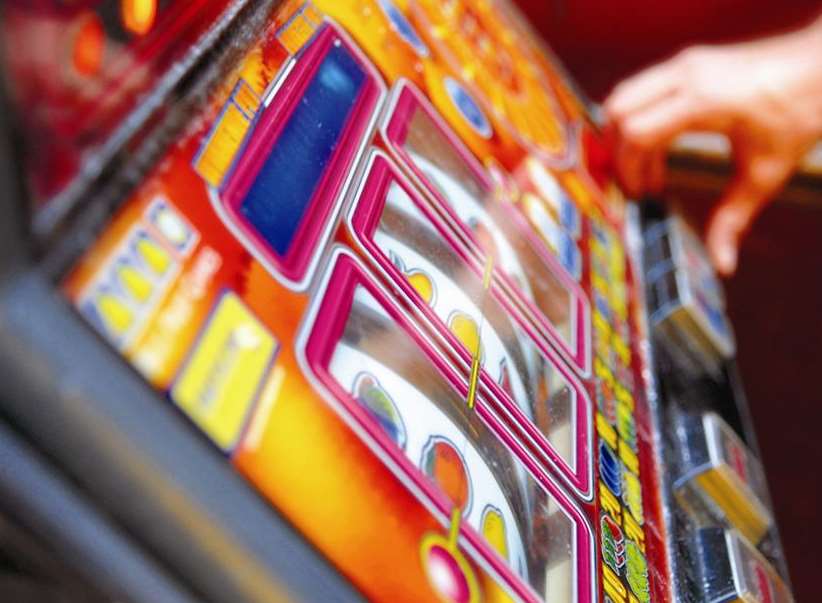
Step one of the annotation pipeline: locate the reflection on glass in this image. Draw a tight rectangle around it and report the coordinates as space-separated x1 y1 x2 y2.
374 181 576 471
402 107 576 349
327 283 576 600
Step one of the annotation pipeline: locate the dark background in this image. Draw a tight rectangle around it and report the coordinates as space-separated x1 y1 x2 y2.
513 1 822 600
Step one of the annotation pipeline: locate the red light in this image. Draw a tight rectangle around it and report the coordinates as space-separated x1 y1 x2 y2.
72 12 105 77
122 0 158 36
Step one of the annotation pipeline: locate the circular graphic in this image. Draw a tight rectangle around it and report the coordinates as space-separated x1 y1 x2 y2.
422 436 472 514
420 533 481 603
378 0 430 58
354 372 408 450
444 76 493 140
411 0 573 163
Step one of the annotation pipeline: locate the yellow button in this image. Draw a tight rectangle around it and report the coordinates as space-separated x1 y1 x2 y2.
172 293 277 451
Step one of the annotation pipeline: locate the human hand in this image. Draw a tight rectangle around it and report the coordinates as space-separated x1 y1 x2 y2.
604 15 822 275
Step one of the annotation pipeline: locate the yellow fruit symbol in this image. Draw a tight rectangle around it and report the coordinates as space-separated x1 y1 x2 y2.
480 505 508 561
389 250 437 306
448 311 482 360
407 269 437 306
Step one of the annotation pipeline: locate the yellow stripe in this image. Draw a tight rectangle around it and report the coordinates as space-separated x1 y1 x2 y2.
195 103 252 188
447 507 462 550
277 4 322 55
482 255 494 290
233 81 261 117
695 470 769 543
466 352 482 410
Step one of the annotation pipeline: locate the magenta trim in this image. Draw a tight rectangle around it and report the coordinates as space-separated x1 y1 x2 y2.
302 251 594 603
498 200 591 374
303 254 534 602
349 152 592 498
476 402 595 601
382 81 591 376
216 24 382 284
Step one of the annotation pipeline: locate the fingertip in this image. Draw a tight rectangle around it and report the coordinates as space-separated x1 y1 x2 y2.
603 91 627 121
711 241 738 276
706 207 743 276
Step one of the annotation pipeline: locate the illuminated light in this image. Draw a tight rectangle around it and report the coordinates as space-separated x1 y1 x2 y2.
72 13 105 77
117 263 153 303
135 235 172 275
96 292 133 335
152 206 190 249
122 0 158 36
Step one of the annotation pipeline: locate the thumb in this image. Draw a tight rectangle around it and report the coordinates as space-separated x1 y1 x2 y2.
706 156 791 276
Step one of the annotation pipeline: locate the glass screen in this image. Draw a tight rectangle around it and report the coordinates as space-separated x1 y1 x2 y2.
240 43 366 256
325 280 577 601
400 106 576 349
374 181 577 471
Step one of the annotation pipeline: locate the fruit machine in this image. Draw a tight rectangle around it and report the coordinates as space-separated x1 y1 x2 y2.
0 1 795 602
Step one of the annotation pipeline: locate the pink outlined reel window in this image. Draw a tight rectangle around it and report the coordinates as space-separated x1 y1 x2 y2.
380 80 591 377
206 23 385 290
297 247 596 603
344 149 593 501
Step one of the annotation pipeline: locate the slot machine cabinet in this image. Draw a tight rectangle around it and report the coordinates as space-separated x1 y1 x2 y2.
0 1 795 602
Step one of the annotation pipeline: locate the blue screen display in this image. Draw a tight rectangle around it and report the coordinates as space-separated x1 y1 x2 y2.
240 41 366 257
